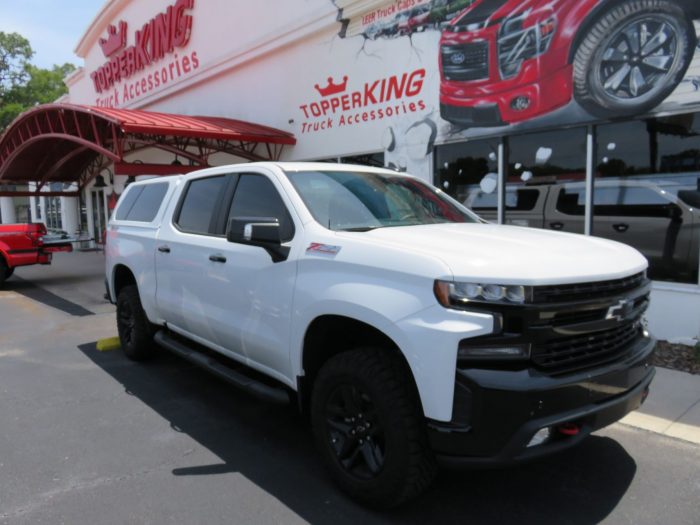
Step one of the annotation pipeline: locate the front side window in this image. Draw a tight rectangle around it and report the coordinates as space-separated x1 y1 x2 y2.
176 176 227 234
286 170 478 231
227 174 295 242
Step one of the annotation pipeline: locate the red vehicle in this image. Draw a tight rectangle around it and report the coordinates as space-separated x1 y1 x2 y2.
439 0 700 128
398 4 432 35
0 223 72 286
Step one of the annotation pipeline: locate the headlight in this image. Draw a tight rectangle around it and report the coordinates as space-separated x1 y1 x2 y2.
434 280 532 307
497 11 557 79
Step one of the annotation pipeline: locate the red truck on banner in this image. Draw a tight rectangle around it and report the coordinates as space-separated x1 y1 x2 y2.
439 0 700 127
0 223 73 286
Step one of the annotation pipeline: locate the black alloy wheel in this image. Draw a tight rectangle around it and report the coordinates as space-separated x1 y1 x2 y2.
310 347 436 508
116 284 156 360
573 0 696 118
324 383 386 480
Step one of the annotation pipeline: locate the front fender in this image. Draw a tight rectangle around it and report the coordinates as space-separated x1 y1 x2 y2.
292 299 494 422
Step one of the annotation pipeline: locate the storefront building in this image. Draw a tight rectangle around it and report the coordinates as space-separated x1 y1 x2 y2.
1 0 700 341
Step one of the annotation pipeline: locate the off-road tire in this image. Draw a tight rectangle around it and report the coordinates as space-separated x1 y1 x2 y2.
310 347 437 508
116 284 156 361
573 0 696 118
0 257 9 286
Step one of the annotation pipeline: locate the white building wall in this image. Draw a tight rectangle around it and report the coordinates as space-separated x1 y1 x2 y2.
61 0 700 341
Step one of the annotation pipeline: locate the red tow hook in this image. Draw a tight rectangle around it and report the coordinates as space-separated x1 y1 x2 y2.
557 423 580 436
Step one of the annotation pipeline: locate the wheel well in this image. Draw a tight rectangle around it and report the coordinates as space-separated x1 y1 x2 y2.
567 0 698 64
113 264 137 298
299 315 420 412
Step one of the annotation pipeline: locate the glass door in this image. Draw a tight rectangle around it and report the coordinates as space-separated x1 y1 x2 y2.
91 189 106 244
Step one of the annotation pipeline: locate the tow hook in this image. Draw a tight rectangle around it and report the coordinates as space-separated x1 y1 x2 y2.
556 422 580 436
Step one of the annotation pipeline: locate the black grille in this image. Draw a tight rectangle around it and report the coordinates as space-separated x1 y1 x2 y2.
533 272 646 304
532 322 642 374
441 42 489 81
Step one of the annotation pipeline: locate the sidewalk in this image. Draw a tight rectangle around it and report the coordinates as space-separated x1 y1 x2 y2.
620 366 700 445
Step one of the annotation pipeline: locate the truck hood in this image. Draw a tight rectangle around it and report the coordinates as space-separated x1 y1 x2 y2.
345 223 647 285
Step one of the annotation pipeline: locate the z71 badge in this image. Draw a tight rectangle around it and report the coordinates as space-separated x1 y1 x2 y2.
306 243 341 255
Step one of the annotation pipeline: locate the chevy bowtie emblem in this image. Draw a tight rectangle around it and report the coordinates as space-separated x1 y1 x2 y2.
605 299 632 322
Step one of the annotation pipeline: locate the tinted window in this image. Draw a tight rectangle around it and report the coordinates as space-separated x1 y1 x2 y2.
123 183 168 222
228 175 295 241
115 186 143 220
177 176 227 234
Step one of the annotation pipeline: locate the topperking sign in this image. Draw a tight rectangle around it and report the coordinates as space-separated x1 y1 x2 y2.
91 0 199 107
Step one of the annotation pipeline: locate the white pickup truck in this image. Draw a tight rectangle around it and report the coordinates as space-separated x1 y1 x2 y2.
106 162 655 507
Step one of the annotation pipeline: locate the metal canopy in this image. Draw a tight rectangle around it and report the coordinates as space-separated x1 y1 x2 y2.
0 104 296 195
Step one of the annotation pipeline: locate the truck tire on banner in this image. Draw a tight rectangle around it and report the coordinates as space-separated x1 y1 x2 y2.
573 0 697 118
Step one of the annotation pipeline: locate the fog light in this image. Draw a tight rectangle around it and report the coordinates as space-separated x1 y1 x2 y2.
527 427 551 447
511 96 531 111
457 343 531 360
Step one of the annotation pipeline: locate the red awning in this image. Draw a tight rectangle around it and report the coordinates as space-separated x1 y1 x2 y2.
0 103 296 192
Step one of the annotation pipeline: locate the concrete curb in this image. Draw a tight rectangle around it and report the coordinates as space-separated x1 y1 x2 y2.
618 367 700 445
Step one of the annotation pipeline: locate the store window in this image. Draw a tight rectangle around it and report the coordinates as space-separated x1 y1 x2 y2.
45 196 63 231
596 115 700 283
318 153 385 167
435 138 500 208
505 128 587 232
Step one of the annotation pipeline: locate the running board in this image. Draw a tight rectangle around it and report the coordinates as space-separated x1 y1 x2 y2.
154 330 290 405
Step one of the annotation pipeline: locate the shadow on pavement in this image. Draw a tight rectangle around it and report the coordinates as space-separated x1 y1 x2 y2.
78 342 636 525
5 278 94 316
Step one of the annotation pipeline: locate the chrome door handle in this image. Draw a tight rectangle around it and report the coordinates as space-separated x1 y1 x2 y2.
613 223 629 233
550 222 564 230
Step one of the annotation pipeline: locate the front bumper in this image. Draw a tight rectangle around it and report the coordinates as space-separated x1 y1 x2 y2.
429 335 655 467
439 62 573 127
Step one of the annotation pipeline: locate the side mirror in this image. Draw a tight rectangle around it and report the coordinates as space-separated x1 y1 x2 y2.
227 217 290 263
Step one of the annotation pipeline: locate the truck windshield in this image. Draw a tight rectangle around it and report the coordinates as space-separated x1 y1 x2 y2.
286 169 479 231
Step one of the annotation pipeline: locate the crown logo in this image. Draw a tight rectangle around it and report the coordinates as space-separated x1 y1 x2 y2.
99 21 128 58
314 76 349 97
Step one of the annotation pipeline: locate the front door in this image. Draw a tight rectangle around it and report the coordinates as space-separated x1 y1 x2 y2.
206 172 298 378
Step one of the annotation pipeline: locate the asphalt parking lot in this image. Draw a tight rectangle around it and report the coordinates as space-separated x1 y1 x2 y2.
1 253 699 524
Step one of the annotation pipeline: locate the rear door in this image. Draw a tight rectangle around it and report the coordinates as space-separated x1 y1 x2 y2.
155 174 236 348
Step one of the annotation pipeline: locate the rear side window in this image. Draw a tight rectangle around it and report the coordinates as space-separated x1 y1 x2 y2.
115 183 169 222
228 174 294 241
176 176 227 234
